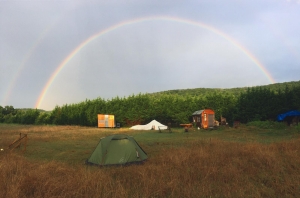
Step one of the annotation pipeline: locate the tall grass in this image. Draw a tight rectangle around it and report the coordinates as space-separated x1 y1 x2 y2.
1 136 300 197
1 124 300 197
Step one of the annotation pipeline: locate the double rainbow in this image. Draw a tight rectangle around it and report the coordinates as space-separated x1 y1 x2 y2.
35 16 276 109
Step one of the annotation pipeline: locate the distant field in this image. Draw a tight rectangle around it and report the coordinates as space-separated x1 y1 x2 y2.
1 124 300 197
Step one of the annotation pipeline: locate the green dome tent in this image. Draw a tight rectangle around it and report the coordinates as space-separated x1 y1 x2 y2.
86 134 148 166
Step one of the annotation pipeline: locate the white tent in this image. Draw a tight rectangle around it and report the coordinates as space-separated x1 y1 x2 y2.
129 120 168 130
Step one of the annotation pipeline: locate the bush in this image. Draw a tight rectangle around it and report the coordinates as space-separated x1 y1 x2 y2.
295 124 300 132
246 121 286 129
35 112 51 125
2 114 16 123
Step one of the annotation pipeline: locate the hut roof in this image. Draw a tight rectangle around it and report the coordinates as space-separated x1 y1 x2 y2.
192 110 204 115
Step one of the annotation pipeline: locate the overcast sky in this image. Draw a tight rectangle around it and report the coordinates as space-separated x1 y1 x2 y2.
1 0 299 110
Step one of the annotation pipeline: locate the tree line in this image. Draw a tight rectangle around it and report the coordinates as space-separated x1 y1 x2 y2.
1 83 300 127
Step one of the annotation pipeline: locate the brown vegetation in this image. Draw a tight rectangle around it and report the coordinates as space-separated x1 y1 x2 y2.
1 125 300 197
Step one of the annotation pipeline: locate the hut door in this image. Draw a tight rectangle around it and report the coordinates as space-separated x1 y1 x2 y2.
202 113 207 128
105 115 109 127
208 114 214 127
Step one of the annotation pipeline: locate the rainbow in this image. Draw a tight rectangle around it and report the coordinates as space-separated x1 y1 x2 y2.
35 15 276 109
2 13 63 106
1 38 43 106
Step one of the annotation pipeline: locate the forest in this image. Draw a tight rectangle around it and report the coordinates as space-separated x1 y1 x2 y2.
1 80 300 127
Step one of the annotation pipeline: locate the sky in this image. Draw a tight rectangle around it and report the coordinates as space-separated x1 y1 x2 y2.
1 0 300 111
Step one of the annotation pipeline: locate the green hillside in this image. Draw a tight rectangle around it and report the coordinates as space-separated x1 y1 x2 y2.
150 80 300 98
1 80 299 126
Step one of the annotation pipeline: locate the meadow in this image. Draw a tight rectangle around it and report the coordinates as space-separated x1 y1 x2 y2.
1 123 300 198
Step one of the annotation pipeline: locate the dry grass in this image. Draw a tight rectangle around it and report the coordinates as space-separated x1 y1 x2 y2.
1 124 300 197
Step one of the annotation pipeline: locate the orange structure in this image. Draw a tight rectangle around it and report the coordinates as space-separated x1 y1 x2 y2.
98 114 115 128
192 109 215 129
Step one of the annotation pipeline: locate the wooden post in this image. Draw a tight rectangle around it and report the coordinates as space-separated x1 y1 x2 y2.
233 121 240 128
158 126 162 133
8 133 28 153
23 134 27 152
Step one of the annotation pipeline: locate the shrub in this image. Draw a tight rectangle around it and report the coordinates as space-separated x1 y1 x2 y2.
35 112 51 125
295 124 300 132
246 121 286 129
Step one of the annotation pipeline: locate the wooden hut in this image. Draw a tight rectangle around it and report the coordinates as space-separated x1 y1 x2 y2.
192 109 215 129
98 114 115 128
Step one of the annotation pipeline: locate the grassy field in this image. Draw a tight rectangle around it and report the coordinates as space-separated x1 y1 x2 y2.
1 123 300 197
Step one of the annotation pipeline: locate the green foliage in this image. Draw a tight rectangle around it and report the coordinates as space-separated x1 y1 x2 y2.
295 124 300 132
2 114 15 123
246 121 287 129
35 112 51 125
17 109 40 125
1 106 17 115
0 80 300 126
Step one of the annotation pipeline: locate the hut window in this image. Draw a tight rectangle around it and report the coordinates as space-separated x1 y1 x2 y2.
204 113 207 121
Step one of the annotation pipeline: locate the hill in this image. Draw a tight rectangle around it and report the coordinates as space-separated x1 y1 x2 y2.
149 80 300 98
